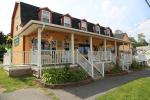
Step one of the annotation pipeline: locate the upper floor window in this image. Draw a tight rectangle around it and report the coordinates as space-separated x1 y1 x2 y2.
63 16 71 27
95 25 100 34
80 20 87 31
105 28 110 36
41 10 51 23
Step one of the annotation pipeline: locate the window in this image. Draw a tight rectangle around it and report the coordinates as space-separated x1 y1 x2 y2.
105 29 110 36
81 27 87 31
41 10 51 23
64 16 71 27
14 36 19 47
95 25 100 34
80 21 87 31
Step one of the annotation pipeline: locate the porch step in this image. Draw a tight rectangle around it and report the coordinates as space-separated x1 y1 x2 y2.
31 66 40 78
4 66 32 77
69 64 79 67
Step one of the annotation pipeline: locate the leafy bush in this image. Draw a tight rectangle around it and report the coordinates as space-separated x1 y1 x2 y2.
42 65 88 84
129 60 141 70
105 66 123 74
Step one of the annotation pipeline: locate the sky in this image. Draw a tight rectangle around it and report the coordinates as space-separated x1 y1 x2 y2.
0 0 150 41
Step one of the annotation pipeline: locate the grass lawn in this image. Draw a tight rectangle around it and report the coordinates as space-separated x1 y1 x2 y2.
0 66 39 92
96 77 150 100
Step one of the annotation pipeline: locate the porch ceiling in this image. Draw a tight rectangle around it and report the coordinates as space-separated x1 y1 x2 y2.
17 20 131 44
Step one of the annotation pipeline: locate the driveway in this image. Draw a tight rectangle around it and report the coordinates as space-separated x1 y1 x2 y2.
0 69 150 100
51 69 150 100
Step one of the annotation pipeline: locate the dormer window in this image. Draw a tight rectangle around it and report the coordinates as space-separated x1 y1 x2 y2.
94 25 100 34
80 20 87 31
63 16 71 27
104 28 110 36
41 10 51 23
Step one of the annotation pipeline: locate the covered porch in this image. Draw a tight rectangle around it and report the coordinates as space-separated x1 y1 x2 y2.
3 20 132 78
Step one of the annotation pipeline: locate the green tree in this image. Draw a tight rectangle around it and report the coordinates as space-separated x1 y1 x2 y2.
137 33 148 46
129 37 137 47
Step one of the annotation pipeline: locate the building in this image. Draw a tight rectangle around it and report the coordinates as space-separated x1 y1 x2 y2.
3 2 132 78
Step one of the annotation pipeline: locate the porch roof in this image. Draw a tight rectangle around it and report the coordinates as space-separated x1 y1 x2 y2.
17 20 131 44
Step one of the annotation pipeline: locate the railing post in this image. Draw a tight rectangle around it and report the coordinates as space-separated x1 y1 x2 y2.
71 33 75 64
76 50 78 63
102 62 105 77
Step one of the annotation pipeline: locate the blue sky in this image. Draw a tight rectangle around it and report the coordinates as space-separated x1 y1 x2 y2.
0 0 150 41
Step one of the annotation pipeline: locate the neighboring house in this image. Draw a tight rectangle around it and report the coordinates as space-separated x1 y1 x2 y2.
114 33 132 52
3 2 132 78
135 45 150 66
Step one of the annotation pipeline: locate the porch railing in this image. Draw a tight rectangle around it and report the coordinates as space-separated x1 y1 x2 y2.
41 50 72 65
3 51 11 66
3 50 72 66
88 51 113 62
120 53 132 70
76 51 94 78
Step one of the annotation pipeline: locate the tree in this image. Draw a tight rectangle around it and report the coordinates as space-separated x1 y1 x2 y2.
137 33 148 46
129 37 137 47
115 30 123 34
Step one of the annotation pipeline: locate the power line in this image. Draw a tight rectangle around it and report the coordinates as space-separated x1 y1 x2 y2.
145 0 150 7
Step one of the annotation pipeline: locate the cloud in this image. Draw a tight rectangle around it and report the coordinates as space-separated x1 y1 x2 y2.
127 19 150 41
98 0 128 31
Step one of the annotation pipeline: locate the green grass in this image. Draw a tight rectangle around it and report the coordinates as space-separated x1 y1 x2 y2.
0 66 38 92
96 77 150 100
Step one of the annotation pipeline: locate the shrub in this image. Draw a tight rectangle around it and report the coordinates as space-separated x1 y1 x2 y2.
129 60 141 70
42 65 88 84
105 66 123 74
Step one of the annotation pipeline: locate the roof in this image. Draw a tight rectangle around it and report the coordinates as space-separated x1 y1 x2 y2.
114 33 127 39
16 2 114 37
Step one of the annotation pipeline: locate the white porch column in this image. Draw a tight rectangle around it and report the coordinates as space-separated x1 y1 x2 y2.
122 43 125 67
115 41 117 63
89 36 94 78
104 39 106 51
129 43 132 63
38 28 42 77
71 33 75 64
90 36 93 51
104 39 106 60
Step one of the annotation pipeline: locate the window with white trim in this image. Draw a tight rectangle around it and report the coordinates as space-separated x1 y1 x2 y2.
64 16 71 27
104 29 110 36
41 10 51 23
95 25 100 34
81 21 87 31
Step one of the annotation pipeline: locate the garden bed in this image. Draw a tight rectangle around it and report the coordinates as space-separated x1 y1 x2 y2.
39 65 92 88
36 76 92 89
105 66 128 77
106 71 128 77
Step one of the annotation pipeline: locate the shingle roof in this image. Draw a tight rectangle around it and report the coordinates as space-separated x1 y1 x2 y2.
19 2 113 37
114 33 127 39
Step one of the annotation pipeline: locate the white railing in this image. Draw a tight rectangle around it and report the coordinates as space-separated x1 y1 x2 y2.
3 51 11 66
93 62 105 77
76 51 94 78
120 53 132 70
11 51 38 65
4 50 72 66
41 50 72 65
88 51 112 62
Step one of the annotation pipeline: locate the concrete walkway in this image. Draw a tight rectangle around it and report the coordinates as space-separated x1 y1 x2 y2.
0 88 52 100
51 69 150 100
0 69 150 100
